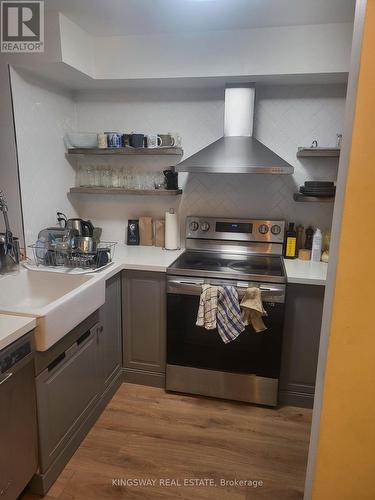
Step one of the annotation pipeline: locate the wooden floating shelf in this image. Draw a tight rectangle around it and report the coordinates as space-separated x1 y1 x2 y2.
293 193 335 203
70 187 183 196
297 147 340 158
68 147 183 156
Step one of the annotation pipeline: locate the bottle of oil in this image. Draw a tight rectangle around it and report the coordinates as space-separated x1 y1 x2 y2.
285 222 297 259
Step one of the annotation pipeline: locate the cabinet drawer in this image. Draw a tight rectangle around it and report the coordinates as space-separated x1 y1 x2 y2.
36 327 99 471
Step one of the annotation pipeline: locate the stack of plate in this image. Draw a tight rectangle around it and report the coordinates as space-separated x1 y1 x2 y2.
299 181 336 197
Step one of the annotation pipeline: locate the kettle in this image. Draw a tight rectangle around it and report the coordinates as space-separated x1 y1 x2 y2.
65 218 94 237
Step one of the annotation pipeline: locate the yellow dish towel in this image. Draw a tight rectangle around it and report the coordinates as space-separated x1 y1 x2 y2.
240 287 267 333
196 284 219 330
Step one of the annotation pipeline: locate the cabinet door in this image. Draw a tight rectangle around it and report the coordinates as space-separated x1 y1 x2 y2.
98 273 122 392
0 359 38 500
279 283 324 408
123 270 166 374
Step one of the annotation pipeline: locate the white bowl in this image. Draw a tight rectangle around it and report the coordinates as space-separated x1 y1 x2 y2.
64 132 98 149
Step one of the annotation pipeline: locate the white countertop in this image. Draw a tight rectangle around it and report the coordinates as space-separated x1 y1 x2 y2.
16 245 327 286
93 244 185 281
283 258 328 286
0 314 37 350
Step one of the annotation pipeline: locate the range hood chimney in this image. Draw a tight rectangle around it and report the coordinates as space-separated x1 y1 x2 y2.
176 84 294 174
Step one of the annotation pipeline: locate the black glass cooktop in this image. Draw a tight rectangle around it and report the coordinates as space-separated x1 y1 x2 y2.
168 251 285 283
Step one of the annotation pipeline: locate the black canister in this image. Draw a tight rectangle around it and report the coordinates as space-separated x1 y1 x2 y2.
305 226 314 250
127 220 139 245
163 170 179 190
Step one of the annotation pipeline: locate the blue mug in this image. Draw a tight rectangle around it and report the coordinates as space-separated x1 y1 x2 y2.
106 132 122 148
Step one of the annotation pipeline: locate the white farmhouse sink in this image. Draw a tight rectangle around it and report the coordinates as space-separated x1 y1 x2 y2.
0 269 105 351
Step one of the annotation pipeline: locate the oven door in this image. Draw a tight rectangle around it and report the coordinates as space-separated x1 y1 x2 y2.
166 276 286 404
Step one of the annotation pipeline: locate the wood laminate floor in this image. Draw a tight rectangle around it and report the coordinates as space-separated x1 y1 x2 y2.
21 383 312 500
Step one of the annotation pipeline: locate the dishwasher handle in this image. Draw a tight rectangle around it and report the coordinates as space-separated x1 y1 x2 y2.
0 372 13 386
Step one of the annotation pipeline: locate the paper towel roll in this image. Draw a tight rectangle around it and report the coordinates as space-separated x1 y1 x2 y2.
165 209 179 250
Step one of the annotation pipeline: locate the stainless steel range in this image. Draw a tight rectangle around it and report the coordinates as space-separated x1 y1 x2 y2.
166 216 287 406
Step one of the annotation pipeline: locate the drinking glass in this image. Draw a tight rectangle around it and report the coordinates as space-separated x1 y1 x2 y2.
139 173 152 190
133 174 142 190
76 166 84 187
88 167 96 187
127 173 136 189
112 168 120 188
102 167 113 188
154 172 166 190
94 167 103 187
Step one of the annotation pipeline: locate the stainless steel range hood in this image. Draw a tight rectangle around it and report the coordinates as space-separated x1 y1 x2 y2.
176 85 294 174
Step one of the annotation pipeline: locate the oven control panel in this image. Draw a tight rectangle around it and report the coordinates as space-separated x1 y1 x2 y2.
186 217 285 244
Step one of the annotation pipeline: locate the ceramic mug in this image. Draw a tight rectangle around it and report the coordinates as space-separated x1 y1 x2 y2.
146 134 162 148
122 134 131 147
97 133 107 149
168 132 182 148
106 132 122 148
158 134 175 147
130 133 145 148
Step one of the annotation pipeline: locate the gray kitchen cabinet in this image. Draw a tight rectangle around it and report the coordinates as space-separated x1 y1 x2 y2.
35 325 100 472
98 273 122 393
279 283 325 408
122 270 166 387
31 290 123 496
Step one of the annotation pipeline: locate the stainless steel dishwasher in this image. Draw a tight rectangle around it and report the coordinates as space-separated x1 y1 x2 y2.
0 332 38 500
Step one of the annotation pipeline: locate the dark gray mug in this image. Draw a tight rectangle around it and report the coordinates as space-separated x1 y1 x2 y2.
130 134 145 148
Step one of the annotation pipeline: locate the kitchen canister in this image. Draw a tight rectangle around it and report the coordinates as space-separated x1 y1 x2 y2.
165 209 179 250
139 216 153 246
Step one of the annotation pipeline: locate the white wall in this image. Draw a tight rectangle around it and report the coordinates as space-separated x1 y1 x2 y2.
0 11 62 247
59 14 95 78
56 15 353 81
3 15 351 89
73 84 346 242
10 68 78 246
93 23 353 80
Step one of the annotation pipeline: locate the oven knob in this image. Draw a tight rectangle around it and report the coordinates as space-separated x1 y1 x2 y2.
271 224 282 235
200 221 210 232
259 224 269 235
189 221 199 232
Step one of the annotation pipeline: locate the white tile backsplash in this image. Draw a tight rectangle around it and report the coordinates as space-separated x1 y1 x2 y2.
9 73 346 245
75 84 346 239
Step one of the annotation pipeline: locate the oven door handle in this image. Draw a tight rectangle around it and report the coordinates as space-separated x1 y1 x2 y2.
167 278 205 295
236 283 281 293
167 279 285 302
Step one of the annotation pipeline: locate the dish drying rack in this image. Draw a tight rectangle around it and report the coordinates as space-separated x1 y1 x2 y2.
28 241 117 270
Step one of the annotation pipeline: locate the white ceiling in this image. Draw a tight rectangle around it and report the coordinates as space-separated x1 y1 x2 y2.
45 0 356 37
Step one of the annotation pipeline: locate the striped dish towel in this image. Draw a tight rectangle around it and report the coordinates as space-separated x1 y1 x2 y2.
196 284 219 330
217 286 245 344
